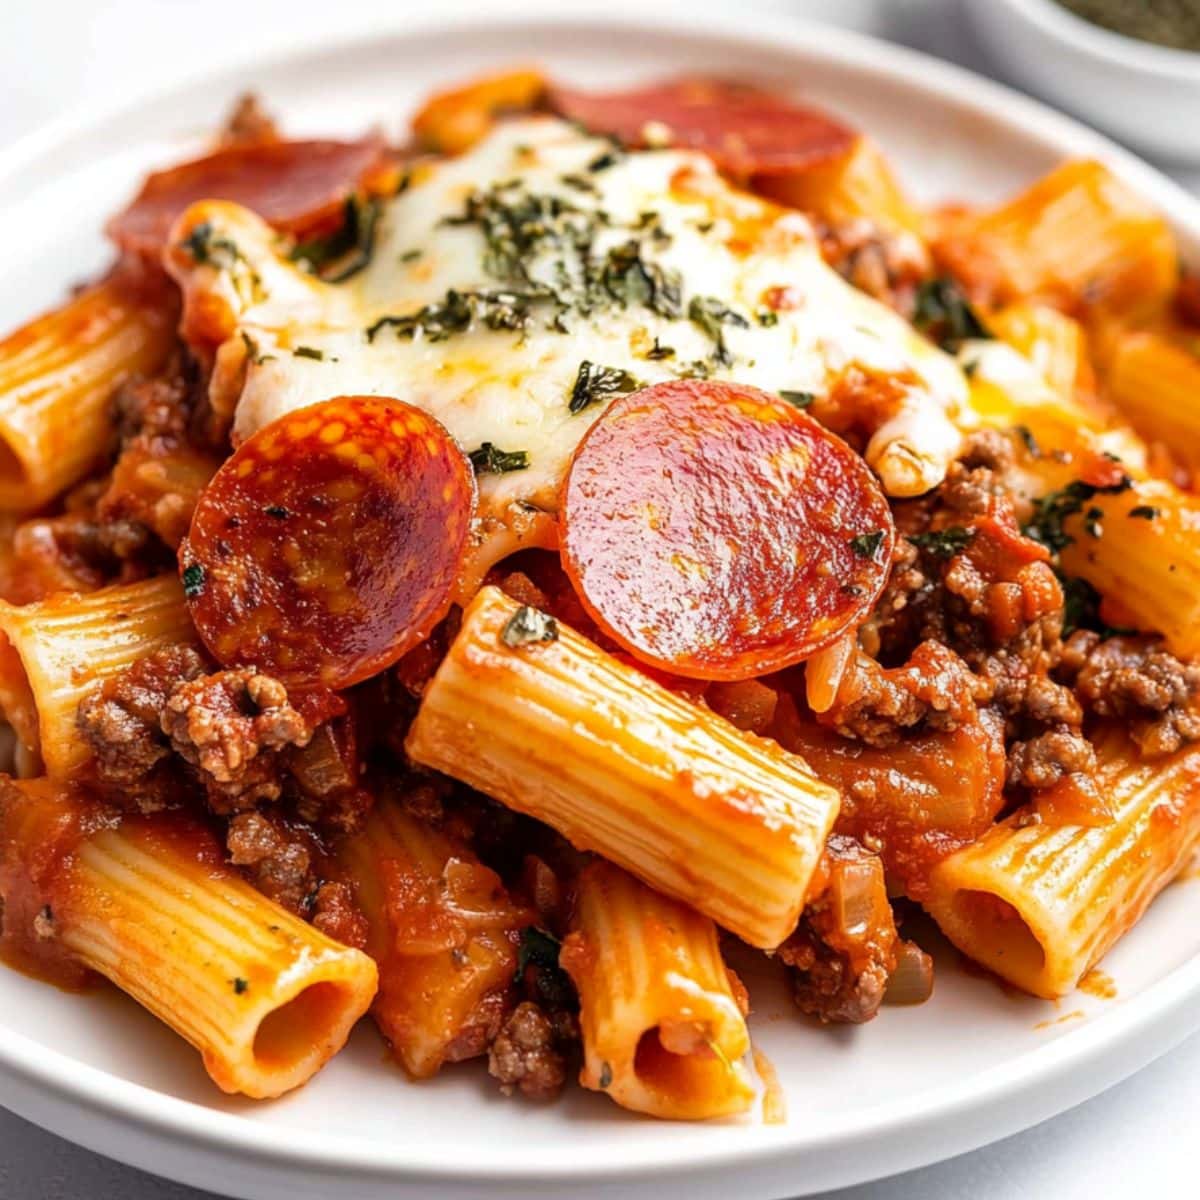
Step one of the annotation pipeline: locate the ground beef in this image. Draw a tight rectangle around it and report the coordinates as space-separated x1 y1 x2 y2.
778 836 898 1024
76 645 206 810
818 217 930 316
161 669 314 811
1006 726 1097 790
114 373 192 446
857 432 1103 796
487 1001 567 1101
310 881 369 950
941 429 1020 515
444 990 511 1066
226 809 321 914
1064 631 1200 758
286 721 372 832
817 639 984 747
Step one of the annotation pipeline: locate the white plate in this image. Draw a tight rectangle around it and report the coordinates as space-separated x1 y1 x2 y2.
3 6 1200 1199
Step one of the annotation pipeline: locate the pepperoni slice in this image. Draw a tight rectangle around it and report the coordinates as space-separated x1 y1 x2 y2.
108 137 391 258
549 77 854 179
560 380 894 681
180 396 475 690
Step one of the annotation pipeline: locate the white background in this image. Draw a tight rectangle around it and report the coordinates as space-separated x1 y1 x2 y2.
1 1 1198 1197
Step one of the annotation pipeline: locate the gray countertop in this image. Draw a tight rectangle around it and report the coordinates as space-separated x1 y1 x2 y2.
1 1 1197 1196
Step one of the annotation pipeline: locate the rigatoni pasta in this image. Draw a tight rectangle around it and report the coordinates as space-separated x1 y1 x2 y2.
0 270 175 509
1100 329 1200 470
935 159 1177 317
0 576 193 777
925 729 1200 998
0 777 377 1097
560 861 753 1120
335 794 530 1079
406 586 841 951
1058 480 1200 660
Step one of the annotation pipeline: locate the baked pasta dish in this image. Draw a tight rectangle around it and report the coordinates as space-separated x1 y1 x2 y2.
0 70 1197 1120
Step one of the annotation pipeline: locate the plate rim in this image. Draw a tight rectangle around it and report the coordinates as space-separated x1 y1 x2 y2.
3 2 1200 1192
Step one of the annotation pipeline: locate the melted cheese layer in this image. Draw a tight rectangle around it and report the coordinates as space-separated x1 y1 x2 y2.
168 118 969 547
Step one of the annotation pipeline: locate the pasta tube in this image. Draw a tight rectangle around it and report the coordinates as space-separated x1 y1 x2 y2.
1058 479 1200 660
560 861 753 1120
0 575 194 777
0 777 377 1097
0 271 176 509
755 135 925 238
935 160 1176 318
406 586 840 950
335 794 530 1078
924 728 1200 998
412 68 547 154
988 302 1090 401
1101 330 1200 471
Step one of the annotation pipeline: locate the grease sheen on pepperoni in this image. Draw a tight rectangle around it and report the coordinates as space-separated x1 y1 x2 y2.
560 380 895 681
549 77 855 179
180 396 475 690
108 137 389 258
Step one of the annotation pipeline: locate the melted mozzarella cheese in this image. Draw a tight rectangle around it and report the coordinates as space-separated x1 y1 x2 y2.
168 118 970 551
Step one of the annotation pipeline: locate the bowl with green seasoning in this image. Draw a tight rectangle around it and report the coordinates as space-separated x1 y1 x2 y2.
965 0 1200 162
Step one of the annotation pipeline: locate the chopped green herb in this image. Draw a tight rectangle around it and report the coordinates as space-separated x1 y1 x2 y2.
569 360 641 414
1025 476 1132 552
909 526 976 559
676 358 713 380
468 442 530 474
182 221 244 269
233 977 249 995
850 530 886 560
293 345 325 360
289 194 380 282
601 240 682 319
645 338 676 361
561 172 598 193
688 295 749 366
756 309 779 328
515 926 577 1012
399 249 423 263
368 288 541 343
778 389 815 409
264 505 290 519
962 358 980 378
1014 424 1041 458
240 331 274 365
1058 571 1136 639
912 276 991 350
517 927 562 974
588 149 622 172
598 1062 613 1090
1129 505 1160 519
181 563 206 599
1084 505 1104 538
501 606 559 648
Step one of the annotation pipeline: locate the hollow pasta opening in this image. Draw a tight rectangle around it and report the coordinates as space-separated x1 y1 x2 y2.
633 1026 726 1102
953 889 1047 981
252 981 349 1072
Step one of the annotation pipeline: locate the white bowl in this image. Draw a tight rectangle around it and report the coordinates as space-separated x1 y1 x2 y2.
3 5 1200 1199
965 0 1200 162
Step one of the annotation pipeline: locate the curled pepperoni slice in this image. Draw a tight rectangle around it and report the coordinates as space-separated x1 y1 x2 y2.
180 396 475 690
108 137 391 258
560 380 894 681
549 77 854 179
